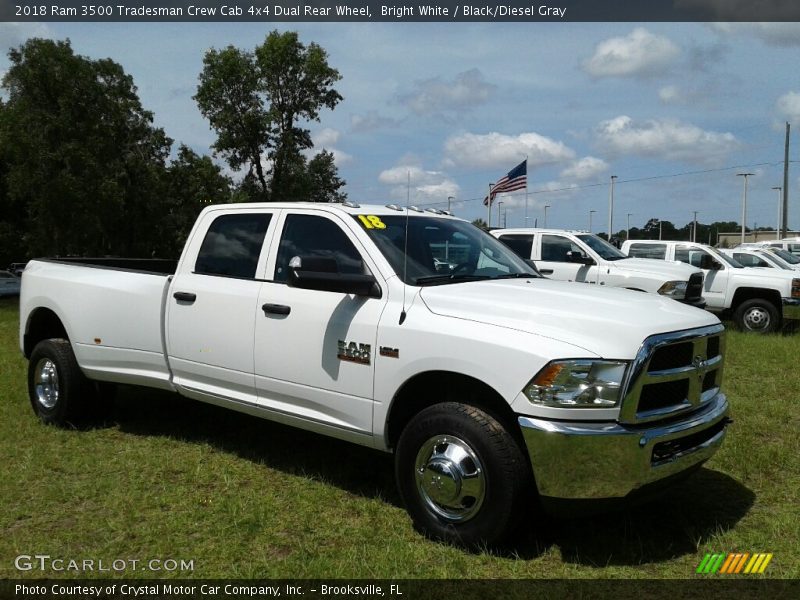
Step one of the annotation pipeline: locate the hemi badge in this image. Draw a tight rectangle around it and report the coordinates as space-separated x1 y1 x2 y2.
380 346 399 358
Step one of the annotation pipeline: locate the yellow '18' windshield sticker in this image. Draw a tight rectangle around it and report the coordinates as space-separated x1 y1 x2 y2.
357 215 387 229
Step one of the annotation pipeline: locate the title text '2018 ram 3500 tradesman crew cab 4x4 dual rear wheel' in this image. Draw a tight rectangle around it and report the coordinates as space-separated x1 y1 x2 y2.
20 203 731 547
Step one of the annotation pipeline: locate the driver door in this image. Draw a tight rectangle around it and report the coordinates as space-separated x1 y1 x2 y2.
536 234 599 284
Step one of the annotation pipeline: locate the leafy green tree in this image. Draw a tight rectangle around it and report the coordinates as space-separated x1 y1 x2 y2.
471 218 488 230
163 145 233 256
195 31 344 202
1 38 172 257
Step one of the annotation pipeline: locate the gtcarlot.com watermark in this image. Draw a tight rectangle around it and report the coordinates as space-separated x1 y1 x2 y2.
14 554 194 573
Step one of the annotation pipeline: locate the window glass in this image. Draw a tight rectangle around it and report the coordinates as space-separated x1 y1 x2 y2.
733 253 770 268
497 234 534 259
627 243 667 260
576 234 626 260
195 213 271 279
541 235 582 262
274 214 366 282
354 216 536 285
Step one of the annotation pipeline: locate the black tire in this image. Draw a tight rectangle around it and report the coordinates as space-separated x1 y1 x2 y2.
28 338 91 426
395 402 531 548
733 298 780 333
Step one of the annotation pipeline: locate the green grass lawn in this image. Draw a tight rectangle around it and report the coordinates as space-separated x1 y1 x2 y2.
1 296 798 579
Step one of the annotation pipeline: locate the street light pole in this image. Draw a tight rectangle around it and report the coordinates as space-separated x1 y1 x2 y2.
447 196 454 213
544 205 551 228
608 175 617 241
497 200 504 228
658 219 662 240
589 210 596 233
626 213 633 240
772 186 782 239
737 172 754 244
692 211 699 242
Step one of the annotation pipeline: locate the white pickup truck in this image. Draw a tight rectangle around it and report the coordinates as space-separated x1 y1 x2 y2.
622 240 800 334
491 228 706 308
20 203 731 547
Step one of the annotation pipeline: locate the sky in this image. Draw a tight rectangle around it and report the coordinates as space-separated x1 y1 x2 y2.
2 20 800 234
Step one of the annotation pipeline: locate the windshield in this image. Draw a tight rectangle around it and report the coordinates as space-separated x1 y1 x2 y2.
767 247 800 265
352 215 538 285
715 250 744 268
576 234 627 260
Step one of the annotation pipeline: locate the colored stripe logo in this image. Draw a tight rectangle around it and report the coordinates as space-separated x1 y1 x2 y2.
696 552 773 574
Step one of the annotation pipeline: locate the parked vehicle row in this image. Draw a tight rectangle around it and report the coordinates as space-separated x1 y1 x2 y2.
490 228 706 307
621 240 800 334
19 203 731 547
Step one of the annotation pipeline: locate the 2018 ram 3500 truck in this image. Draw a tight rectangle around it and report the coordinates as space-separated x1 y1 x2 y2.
20 203 731 546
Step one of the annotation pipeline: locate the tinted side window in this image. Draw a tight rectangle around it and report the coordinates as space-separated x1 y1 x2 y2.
541 235 581 262
195 213 271 278
628 243 666 259
498 234 534 259
675 245 710 268
734 253 769 268
274 214 366 282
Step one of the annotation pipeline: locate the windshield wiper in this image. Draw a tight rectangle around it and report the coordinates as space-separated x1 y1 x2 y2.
415 274 492 286
491 272 538 280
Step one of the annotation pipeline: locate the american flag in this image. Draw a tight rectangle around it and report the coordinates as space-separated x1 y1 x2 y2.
484 159 527 206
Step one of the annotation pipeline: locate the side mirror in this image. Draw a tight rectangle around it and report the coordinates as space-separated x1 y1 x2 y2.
287 256 381 297
566 250 594 265
699 255 722 270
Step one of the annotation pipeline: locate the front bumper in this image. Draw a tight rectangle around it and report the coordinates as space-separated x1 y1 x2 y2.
517 392 730 500
782 297 800 320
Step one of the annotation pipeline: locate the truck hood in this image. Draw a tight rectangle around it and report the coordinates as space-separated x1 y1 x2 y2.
608 257 699 279
726 266 799 283
419 278 719 359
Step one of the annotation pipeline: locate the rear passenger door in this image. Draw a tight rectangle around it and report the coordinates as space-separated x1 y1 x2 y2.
167 209 277 404
496 233 534 260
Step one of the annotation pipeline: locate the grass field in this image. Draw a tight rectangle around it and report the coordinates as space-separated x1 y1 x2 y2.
1 296 798 579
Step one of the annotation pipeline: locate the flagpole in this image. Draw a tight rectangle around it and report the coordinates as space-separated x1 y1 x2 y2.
524 155 529 228
487 183 493 228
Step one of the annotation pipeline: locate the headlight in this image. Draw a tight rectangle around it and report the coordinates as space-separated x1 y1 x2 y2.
523 360 628 408
658 280 688 299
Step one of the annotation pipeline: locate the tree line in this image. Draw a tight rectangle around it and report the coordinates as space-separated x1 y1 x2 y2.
0 32 346 265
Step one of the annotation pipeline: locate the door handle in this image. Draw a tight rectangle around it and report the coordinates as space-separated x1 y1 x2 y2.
539 269 554 275
173 292 197 303
262 303 291 316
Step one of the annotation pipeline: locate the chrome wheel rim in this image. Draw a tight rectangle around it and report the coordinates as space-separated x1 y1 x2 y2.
34 358 59 410
414 434 485 522
743 306 770 331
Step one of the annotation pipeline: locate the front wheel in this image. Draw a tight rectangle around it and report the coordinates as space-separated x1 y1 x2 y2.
28 338 91 426
395 402 532 547
733 298 780 333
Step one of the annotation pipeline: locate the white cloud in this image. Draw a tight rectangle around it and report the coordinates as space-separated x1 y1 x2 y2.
398 69 494 115
594 116 739 164
309 128 352 166
582 28 680 78
658 85 683 104
443 132 575 169
560 156 608 181
378 164 459 203
776 91 800 123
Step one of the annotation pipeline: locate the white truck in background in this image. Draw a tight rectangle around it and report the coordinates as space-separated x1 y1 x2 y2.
491 228 706 308
20 203 731 547
622 240 800 334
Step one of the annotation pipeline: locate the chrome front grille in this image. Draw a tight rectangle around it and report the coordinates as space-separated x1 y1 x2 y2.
619 324 726 424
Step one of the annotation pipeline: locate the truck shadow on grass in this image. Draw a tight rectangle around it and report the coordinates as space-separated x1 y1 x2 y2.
107 386 754 565
108 386 401 507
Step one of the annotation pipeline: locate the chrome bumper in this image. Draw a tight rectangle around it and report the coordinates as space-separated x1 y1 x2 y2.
518 393 730 500
782 298 800 320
